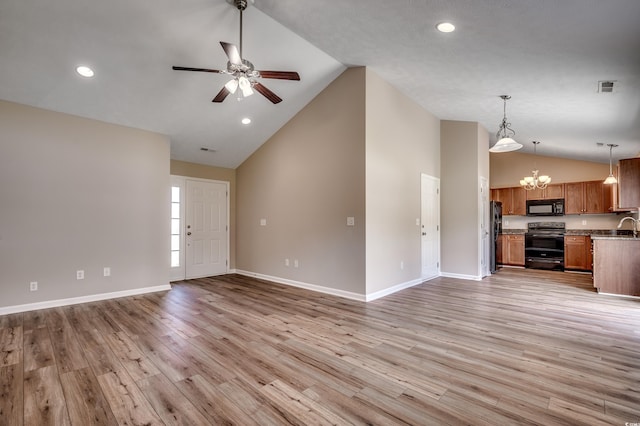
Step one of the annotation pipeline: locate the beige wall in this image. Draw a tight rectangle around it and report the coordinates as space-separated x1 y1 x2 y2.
236 67 367 296
0 100 170 310
364 68 440 294
440 120 489 279
236 67 441 298
170 160 237 269
490 152 609 188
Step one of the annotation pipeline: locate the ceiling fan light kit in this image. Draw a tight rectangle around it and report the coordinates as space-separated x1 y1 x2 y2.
172 0 299 104
489 95 523 153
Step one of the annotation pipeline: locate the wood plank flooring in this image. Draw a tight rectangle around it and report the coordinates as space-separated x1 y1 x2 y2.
1 269 640 425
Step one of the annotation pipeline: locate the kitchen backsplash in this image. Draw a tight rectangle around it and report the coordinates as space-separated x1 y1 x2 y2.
502 212 638 231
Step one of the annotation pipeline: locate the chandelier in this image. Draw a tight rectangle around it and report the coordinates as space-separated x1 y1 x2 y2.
489 95 523 153
520 141 551 190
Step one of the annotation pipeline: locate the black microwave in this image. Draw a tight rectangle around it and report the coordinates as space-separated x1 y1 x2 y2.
526 199 564 216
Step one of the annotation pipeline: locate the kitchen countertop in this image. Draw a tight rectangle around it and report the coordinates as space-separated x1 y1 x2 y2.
501 229 526 235
500 229 638 239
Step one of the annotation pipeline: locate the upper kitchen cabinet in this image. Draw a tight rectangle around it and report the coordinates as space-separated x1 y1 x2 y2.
565 181 612 214
525 183 565 200
491 187 526 215
618 158 640 209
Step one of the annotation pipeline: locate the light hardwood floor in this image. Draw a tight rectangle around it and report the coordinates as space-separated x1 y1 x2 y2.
1 269 640 425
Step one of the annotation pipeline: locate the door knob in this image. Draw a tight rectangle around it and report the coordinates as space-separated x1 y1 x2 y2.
187 232 192 236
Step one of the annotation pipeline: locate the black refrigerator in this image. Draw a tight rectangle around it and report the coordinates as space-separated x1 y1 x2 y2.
490 201 502 274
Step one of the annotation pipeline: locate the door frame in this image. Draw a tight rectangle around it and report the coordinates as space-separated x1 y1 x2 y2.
421 173 441 280
170 175 230 281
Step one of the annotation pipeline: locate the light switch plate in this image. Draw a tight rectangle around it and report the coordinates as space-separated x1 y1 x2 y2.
347 217 355 226
260 218 267 226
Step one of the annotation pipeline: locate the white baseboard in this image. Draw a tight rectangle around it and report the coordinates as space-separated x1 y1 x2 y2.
235 270 430 302
0 284 172 315
440 272 483 281
365 278 425 301
235 270 366 301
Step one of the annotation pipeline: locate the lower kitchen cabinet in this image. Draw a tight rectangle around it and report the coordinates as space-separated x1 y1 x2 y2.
564 235 592 271
499 234 525 266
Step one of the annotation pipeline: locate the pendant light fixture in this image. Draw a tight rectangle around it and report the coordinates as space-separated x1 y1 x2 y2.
520 141 551 190
603 143 618 184
489 95 523 153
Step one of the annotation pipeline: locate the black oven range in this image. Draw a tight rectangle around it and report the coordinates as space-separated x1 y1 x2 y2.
525 222 565 271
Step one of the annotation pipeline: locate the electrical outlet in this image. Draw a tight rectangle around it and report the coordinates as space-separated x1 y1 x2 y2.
30 281 38 292
294 259 299 268
76 270 84 280
581 220 587 226
285 259 290 267
103 267 111 277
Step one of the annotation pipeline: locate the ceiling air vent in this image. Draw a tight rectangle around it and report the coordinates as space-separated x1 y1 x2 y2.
598 80 616 93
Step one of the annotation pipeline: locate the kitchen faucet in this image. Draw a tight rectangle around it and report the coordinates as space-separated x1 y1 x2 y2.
617 216 639 238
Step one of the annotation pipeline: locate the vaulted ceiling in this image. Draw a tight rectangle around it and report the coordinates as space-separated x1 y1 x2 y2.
1 0 639 168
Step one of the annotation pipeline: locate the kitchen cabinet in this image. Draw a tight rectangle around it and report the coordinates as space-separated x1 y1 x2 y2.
499 234 525 266
618 158 640 209
593 238 640 296
491 187 526 215
565 181 610 214
525 183 565 200
564 235 592 271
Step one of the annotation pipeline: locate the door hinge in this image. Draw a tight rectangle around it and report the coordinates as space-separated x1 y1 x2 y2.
437 262 440 268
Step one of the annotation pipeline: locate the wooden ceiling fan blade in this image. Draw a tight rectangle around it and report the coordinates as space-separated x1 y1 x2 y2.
220 42 242 65
258 71 300 81
212 87 231 103
172 66 222 73
254 83 282 104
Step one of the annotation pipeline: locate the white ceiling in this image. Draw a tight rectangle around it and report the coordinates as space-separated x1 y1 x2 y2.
1 0 639 168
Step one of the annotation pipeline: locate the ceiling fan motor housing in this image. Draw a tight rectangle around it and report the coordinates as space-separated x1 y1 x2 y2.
233 0 248 11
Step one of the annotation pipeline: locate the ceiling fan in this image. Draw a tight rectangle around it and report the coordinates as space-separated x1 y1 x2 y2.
172 0 300 104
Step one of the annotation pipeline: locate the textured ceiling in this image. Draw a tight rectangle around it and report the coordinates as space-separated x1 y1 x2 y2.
1 0 639 167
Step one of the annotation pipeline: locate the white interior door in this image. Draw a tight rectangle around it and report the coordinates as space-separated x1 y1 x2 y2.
185 179 228 279
421 174 440 280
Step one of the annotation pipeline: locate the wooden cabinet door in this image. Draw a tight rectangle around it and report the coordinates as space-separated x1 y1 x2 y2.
545 184 564 199
492 188 511 213
564 182 584 214
511 187 526 215
584 181 605 213
564 235 591 270
507 235 525 266
526 187 545 200
619 158 640 208
496 235 504 264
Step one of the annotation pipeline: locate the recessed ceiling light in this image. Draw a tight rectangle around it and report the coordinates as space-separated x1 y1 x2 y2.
436 22 455 33
76 66 94 78
241 117 251 125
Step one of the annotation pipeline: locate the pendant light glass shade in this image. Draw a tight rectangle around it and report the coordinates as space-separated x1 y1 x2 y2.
603 144 618 184
489 95 523 153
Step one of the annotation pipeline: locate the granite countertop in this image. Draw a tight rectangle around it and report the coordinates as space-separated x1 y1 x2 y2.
500 229 638 239
501 229 526 235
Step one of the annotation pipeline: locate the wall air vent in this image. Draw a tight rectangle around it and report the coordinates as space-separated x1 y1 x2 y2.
598 80 616 93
